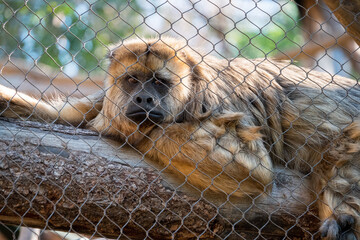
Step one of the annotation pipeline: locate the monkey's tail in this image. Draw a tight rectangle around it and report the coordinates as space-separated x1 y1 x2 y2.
0 84 104 126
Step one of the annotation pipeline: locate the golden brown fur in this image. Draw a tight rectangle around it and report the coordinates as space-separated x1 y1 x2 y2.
1 37 360 239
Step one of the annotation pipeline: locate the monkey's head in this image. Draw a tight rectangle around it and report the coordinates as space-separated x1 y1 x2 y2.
91 37 205 142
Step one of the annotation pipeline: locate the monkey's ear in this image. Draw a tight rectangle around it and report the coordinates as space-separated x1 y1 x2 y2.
182 95 210 123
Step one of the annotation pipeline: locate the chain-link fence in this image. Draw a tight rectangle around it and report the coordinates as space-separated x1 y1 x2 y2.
0 0 360 239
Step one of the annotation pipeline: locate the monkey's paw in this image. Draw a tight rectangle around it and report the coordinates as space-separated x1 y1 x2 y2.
320 214 357 240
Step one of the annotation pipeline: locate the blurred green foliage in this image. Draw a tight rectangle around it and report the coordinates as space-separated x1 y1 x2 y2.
226 2 302 58
0 0 301 74
0 0 143 75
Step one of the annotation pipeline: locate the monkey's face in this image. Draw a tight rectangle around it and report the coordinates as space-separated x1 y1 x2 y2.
120 72 170 125
93 38 198 139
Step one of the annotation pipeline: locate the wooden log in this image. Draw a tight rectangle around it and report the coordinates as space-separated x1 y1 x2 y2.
0 118 320 239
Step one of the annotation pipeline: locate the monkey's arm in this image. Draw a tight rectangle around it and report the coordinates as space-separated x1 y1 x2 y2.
0 84 104 126
141 112 274 197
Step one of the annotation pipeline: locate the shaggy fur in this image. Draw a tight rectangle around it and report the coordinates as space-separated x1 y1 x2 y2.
1 37 360 239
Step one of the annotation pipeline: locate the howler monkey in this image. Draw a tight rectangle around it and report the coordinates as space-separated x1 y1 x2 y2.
1 37 359 239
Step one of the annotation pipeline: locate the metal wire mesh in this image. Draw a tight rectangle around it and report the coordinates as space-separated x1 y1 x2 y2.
0 0 359 239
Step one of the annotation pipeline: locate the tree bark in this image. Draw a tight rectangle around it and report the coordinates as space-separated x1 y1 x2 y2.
323 0 360 47
0 118 320 239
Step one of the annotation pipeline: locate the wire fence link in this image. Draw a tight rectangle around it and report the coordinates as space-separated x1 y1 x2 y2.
0 0 360 239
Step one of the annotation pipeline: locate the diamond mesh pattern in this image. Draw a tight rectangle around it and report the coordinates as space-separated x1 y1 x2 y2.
0 0 359 239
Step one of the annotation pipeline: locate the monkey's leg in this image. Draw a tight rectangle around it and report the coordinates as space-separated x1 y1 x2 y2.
0 84 104 126
318 163 360 240
318 124 360 240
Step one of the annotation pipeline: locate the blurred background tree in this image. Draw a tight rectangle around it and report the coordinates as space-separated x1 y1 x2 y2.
0 0 143 76
0 0 358 95
0 0 302 76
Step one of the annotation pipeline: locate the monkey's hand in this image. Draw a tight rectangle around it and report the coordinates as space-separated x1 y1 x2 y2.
144 112 274 198
320 215 357 240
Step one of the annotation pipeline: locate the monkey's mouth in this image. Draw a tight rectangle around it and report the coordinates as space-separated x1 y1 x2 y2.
126 110 164 123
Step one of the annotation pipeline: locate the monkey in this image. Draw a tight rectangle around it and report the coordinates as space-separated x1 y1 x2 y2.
1 37 360 239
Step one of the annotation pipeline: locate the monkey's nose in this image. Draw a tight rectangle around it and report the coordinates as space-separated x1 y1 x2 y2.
136 96 153 104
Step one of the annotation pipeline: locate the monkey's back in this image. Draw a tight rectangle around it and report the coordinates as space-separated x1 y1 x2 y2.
259 60 360 171
195 57 360 171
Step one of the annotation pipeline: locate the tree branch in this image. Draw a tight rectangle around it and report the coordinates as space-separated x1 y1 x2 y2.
0 118 320 239
323 0 360 47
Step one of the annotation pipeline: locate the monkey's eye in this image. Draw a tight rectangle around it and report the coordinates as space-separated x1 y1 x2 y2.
128 77 138 84
153 76 167 86
153 79 162 85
